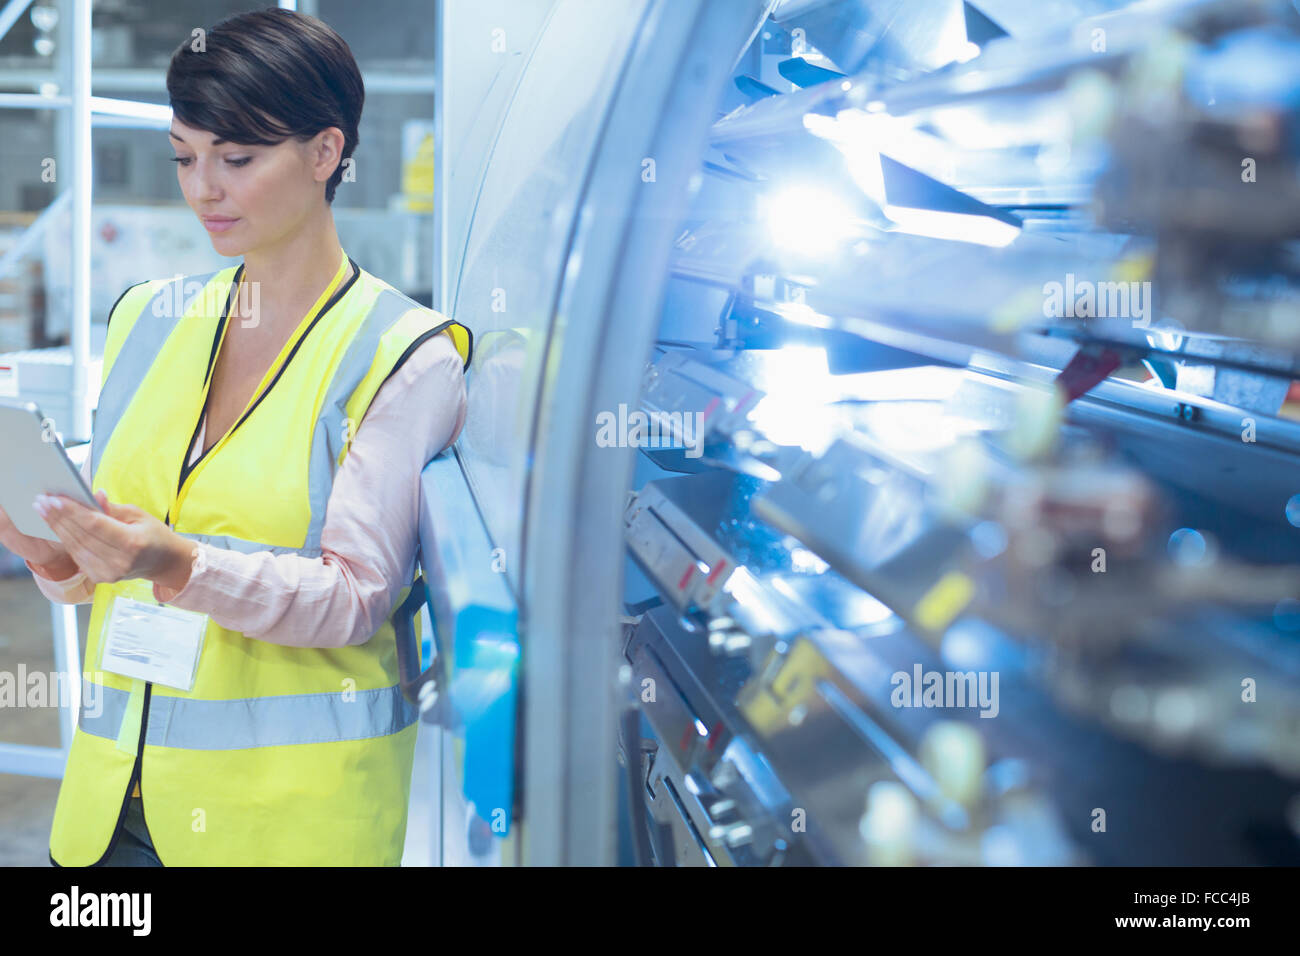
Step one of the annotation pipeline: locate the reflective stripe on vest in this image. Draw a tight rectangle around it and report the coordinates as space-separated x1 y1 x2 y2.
305 303 458 554
174 530 318 558
92 271 219 478
78 681 417 750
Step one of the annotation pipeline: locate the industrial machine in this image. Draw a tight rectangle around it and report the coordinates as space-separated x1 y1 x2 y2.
420 0 1300 865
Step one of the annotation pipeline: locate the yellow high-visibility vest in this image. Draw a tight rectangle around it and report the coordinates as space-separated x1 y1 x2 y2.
49 252 471 866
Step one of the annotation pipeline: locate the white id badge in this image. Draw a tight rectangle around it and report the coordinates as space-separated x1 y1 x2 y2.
101 596 208 692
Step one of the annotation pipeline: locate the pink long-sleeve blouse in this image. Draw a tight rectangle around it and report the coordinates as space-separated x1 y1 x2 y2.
27 330 467 649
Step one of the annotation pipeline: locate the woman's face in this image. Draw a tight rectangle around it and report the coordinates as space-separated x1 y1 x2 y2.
168 116 340 258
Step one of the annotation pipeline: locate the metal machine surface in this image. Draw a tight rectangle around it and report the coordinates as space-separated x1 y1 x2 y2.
429 0 1300 865
426 0 771 865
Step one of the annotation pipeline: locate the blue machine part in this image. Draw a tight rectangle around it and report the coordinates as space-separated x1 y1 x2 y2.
418 451 520 835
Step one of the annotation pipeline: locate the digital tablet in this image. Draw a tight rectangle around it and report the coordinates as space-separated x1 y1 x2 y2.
0 399 103 542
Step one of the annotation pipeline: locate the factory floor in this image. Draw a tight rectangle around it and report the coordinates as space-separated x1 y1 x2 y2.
0 573 67 866
0 573 437 866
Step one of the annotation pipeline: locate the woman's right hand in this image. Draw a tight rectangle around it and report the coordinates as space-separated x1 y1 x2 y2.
0 502 78 574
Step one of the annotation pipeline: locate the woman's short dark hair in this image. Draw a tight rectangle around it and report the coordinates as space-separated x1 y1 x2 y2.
166 8 364 203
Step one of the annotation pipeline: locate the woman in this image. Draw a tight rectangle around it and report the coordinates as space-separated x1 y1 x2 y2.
0 8 470 866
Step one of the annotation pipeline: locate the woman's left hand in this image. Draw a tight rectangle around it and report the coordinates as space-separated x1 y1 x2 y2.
34 490 196 592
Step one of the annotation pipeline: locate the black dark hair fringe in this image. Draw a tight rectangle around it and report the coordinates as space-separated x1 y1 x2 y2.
165 8 364 203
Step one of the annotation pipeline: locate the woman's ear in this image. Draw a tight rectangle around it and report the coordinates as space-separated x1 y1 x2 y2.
312 126 346 185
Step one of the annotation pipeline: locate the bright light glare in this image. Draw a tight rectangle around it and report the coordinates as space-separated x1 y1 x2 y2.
857 401 988 453
747 346 837 452
91 97 172 124
763 186 858 256
883 205 1020 248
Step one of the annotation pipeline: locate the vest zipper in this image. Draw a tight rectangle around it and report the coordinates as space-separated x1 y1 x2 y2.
69 682 153 867
164 258 360 524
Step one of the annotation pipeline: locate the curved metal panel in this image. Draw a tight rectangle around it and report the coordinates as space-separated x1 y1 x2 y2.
451 0 653 595
518 0 773 865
